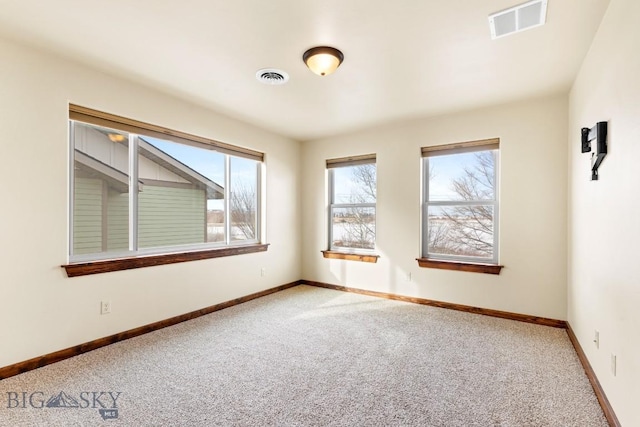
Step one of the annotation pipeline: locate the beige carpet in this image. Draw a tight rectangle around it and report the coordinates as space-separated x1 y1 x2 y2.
0 285 607 426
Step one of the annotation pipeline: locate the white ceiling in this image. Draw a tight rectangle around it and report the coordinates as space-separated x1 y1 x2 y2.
0 0 610 141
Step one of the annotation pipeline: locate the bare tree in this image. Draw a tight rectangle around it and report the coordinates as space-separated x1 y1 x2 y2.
335 164 376 249
340 206 375 249
427 218 458 254
428 151 494 257
351 163 376 201
230 180 256 240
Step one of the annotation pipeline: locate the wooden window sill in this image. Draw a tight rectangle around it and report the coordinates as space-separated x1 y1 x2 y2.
416 258 503 275
63 244 269 277
322 250 379 263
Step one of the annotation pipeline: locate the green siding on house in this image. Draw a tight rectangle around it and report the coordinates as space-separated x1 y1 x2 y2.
107 189 129 250
138 185 206 249
73 178 103 254
74 180 206 255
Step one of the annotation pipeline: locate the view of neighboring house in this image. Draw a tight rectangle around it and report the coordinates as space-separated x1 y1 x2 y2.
72 123 224 255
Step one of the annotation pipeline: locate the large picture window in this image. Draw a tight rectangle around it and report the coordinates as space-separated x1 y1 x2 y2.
327 155 377 252
422 139 499 266
68 105 262 264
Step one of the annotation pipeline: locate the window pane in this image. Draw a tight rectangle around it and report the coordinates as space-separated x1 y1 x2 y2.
230 156 258 241
428 151 495 201
333 164 376 204
427 205 494 259
331 206 375 250
137 137 225 249
72 122 130 255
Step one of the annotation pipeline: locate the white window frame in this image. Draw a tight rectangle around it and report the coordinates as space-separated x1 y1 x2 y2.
422 140 500 265
327 154 377 254
68 105 263 263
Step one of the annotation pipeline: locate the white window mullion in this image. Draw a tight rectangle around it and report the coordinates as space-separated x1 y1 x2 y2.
422 202 429 257
427 200 496 207
224 154 231 245
129 134 139 252
328 168 335 249
68 120 76 258
256 161 262 243
422 158 430 258
424 157 431 202
328 205 335 250
332 203 376 209
492 150 500 264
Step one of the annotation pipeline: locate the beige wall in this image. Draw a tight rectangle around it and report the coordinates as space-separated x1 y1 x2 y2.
0 37 302 368
568 0 640 425
301 95 569 320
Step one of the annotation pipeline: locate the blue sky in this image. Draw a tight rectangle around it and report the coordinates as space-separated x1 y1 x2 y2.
144 137 257 211
333 166 376 203
146 136 491 208
428 152 491 201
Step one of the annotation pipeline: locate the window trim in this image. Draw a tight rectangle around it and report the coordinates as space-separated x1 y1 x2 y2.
63 244 269 277
321 250 379 263
326 154 377 255
416 258 503 275
69 105 263 161
68 105 265 270
421 139 501 268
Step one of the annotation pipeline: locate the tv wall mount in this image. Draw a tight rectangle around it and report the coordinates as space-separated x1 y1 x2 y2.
581 121 608 180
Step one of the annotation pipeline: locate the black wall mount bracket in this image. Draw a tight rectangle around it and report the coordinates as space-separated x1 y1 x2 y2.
581 121 608 180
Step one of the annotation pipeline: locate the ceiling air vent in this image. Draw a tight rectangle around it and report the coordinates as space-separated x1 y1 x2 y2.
489 0 548 39
256 68 290 85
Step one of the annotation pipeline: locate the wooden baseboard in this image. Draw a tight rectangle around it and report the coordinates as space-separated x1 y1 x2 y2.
0 280 301 380
566 324 621 427
302 280 567 328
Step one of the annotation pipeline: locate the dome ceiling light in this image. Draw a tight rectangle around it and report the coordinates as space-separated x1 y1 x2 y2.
302 46 344 76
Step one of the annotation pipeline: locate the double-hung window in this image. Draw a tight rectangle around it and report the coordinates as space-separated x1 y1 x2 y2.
67 105 264 272
421 139 500 269
326 155 377 253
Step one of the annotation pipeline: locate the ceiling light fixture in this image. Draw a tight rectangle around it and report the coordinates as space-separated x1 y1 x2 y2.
108 133 126 142
303 46 344 76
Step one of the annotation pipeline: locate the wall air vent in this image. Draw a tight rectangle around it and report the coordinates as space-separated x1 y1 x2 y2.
256 68 290 85
489 0 548 39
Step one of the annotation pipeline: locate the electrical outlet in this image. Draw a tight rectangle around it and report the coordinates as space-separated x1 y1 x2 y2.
611 354 617 376
260 267 266 277
101 300 111 315
594 330 599 349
